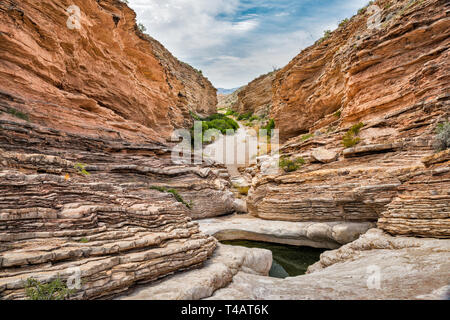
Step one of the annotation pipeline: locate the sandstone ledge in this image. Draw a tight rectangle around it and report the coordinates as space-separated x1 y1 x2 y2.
198 215 375 249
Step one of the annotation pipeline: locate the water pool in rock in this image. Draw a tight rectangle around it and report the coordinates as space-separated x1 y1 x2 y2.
221 240 326 279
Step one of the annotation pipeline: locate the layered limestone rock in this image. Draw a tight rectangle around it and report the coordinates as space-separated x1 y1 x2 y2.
0 0 217 144
268 0 450 140
0 117 241 299
0 0 235 300
248 94 449 239
231 71 276 117
377 150 450 238
117 244 272 300
199 214 375 249
208 229 450 300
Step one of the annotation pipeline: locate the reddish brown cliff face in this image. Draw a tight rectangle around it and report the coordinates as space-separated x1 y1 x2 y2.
0 0 217 143
268 0 449 141
232 71 276 117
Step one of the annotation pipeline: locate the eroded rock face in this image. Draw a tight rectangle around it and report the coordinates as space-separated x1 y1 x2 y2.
248 95 449 239
270 0 449 141
198 214 375 249
0 0 217 144
0 118 241 299
232 71 276 117
0 0 232 300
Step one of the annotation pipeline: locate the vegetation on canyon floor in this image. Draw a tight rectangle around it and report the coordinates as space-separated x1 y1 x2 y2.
434 121 450 152
342 122 365 148
190 112 239 145
25 278 75 300
150 186 193 209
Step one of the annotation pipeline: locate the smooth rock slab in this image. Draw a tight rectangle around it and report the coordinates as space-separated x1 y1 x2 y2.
198 214 375 249
117 244 272 300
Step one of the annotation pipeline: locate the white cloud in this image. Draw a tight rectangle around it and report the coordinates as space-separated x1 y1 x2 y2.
127 0 371 88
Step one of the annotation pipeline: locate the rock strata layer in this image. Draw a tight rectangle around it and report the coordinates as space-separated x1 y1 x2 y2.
0 118 239 299
208 229 450 300
199 215 375 249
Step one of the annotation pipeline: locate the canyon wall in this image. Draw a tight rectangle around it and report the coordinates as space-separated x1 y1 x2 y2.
246 0 450 239
0 0 217 144
231 71 276 117
271 0 449 141
0 0 232 300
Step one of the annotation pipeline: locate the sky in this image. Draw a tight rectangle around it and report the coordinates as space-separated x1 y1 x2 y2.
127 0 370 89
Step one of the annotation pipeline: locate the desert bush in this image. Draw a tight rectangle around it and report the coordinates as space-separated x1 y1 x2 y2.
25 278 75 300
190 113 238 145
342 122 364 148
433 121 450 152
237 112 253 121
301 133 313 141
3 107 29 121
137 23 146 33
279 157 306 173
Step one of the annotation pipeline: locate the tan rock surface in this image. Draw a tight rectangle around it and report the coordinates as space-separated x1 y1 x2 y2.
198 214 375 249
232 71 276 117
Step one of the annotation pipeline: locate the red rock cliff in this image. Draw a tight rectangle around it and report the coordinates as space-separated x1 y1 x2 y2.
267 0 449 140
0 0 217 143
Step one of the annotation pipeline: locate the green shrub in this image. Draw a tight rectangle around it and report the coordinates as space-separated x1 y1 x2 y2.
190 113 238 145
348 122 365 135
434 121 450 152
5 107 29 121
225 110 239 117
150 186 192 209
339 18 349 27
237 112 253 121
74 163 90 176
334 110 342 118
301 133 313 141
261 119 276 139
342 122 364 148
79 238 89 243
25 278 75 300
342 135 361 148
137 23 146 33
279 157 306 173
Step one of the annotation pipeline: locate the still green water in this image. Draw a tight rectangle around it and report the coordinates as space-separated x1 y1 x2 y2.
221 240 325 279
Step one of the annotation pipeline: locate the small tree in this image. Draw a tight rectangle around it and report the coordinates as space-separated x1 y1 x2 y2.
137 23 147 33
